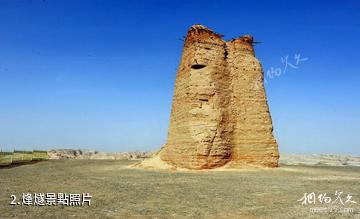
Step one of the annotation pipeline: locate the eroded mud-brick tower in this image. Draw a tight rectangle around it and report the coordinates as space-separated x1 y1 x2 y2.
158 25 279 169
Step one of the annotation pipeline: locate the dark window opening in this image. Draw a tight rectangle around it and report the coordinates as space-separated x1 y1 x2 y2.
191 64 206 69
199 98 208 102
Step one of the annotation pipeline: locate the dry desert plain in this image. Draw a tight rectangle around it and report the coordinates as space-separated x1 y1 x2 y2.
0 159 360 218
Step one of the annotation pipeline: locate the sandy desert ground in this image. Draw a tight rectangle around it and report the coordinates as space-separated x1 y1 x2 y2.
0 160 359 218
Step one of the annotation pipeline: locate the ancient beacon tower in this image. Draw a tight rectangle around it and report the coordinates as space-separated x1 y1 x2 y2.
158 25 279 169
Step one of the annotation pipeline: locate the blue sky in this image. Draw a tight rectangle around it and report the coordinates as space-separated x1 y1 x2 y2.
0 0 359 155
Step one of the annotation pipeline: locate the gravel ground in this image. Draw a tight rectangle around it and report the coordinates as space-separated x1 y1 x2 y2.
0 160 359 218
